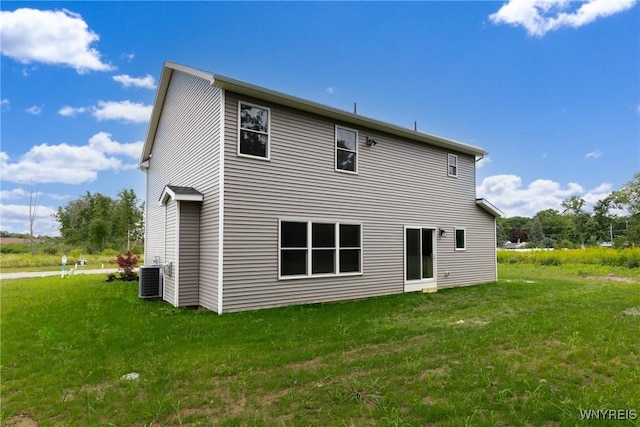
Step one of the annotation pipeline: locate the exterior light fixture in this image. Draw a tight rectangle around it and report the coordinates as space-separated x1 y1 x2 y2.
438 228 447 238
366 137 377 146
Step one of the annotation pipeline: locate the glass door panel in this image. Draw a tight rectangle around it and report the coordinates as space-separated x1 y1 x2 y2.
422 229 434 279
406 228 421 281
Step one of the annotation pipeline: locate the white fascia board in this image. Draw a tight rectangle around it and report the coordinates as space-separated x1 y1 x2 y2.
476 198 504 218
159 186 205 205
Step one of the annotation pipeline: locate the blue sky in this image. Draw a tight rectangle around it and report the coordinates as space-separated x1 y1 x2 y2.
1 0 638 236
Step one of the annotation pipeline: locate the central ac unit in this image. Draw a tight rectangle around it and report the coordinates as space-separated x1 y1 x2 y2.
139 266 163 299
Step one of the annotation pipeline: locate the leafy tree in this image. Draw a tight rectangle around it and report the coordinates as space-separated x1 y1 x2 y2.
114 189 144 251
561 195 590 246
529 217 545 248
608 172 640 245
533 209 572 244
54 189 144 253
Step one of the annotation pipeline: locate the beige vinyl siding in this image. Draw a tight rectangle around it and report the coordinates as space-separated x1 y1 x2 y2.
177 202 200 306
143 70 222 312
163 201 176 304
221 92 496 313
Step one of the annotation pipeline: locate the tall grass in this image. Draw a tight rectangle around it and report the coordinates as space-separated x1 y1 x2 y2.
498 247 640 269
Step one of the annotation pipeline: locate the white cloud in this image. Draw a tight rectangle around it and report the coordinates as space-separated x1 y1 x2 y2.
489 0 638 37
0 187 30 199
476 155 492 168
113 74 157 89
58 105 87 117
0 133 142 185
1 99 9 110
0 203 59 235
585 150 602 159
88 132 143 159
326 87 336 95
92 100 152 123
0 8 113 73
476 174 613 217
25 105 42 115
48 193 72 201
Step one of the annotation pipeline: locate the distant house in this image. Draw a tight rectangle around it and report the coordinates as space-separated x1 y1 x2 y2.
140 61 503 313
504 241 527 250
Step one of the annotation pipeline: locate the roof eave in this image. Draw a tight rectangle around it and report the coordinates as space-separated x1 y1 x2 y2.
140 61 487 168
476 198 504 218
212 74 486 157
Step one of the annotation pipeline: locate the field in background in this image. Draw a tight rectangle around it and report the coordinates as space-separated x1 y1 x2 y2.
497 246 640 269
1 264 638 426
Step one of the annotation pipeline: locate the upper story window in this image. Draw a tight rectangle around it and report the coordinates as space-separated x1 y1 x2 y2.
448 154 458 177
238 101 270 159
336 126 358 173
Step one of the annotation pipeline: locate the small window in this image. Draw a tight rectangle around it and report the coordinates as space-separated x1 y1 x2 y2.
448 154 458 177
279 220 362 278
238 102 270 159
336 126 357 173
455 228 466 251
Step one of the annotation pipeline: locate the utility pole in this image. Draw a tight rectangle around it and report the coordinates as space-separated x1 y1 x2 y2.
610 223 613 243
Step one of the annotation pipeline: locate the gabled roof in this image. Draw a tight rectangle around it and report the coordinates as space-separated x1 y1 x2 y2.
140 61 487 166
160 185 204 205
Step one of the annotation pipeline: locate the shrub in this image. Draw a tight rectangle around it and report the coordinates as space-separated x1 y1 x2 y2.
41 245 59 255
69 249 84 258
115 250 140 281
0 244 30 254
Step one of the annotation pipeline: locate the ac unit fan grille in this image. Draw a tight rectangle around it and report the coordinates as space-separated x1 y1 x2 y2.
139 266 162 298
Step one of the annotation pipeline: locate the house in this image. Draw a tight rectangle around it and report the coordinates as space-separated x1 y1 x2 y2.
140 61 503 314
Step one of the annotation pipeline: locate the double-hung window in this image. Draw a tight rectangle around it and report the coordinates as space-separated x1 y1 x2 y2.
448 153 458 177
336 126 357 173
280 220 362 278
238 101 270 159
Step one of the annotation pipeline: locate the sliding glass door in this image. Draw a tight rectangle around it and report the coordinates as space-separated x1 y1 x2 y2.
405 227 436 291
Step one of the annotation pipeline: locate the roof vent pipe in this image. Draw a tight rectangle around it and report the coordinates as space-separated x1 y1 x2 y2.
353 102 357 114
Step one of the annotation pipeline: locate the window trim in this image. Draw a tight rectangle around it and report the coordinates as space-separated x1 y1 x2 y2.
335 125 358 174
454 227 466 251
278 218 363 280
237 100 271 161
447 153 458 177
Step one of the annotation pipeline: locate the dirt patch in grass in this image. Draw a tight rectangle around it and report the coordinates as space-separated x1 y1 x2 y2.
62 381 115 402
4 414 38 427
584 274 639 284
622 306 640 316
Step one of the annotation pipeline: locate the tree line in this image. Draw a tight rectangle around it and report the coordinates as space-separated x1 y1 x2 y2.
53 189 144 253
498 173 640 248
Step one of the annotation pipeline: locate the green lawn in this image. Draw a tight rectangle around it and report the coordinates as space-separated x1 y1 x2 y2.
1 266 639 426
